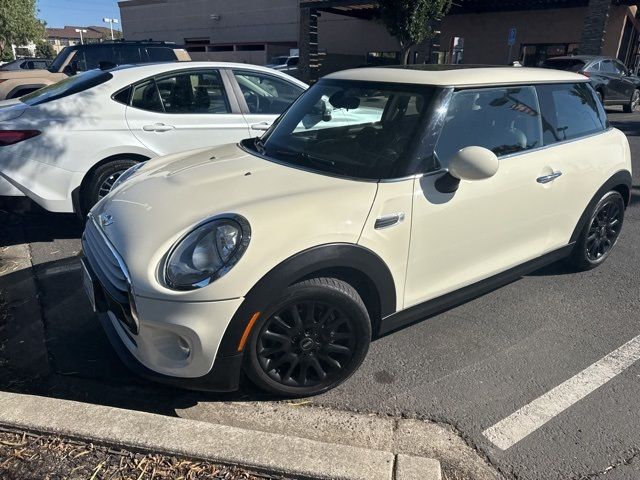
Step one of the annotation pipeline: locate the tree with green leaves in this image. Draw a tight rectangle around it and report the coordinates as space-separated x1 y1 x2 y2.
378 0 452 64
35 41 56 59
0 0 46 59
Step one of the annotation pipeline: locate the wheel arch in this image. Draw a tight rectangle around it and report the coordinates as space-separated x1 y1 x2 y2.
217 243 397 357
570 170 632 243
73 153 150 215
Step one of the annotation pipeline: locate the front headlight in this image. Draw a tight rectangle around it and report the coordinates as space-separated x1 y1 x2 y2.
111 161 146 191
164 216 251 290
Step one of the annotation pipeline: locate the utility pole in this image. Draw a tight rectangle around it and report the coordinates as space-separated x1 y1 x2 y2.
102 18 120 40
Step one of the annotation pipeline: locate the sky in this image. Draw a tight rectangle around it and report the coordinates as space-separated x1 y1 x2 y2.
37 0 123 30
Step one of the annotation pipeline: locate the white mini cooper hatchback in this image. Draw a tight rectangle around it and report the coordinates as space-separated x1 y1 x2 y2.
82 66 632 397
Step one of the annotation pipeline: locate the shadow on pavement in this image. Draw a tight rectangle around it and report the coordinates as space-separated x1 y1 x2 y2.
0 255 280 416
0 205 281 418
0 197 83 247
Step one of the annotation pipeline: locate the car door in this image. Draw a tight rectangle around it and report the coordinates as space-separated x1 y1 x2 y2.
231 69 305 136
403 86 567 307
599 60 627 101
613 60 636 100
125 68 251 156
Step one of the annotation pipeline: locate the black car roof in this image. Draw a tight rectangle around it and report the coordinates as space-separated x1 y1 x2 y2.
545 55 611 63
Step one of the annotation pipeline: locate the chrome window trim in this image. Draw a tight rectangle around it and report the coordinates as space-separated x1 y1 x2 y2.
87 212 132 285
499 127 614 161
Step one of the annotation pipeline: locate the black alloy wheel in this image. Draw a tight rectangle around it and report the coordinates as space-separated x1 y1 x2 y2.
585 195 624 262
570 191 625 270
245 278 371 396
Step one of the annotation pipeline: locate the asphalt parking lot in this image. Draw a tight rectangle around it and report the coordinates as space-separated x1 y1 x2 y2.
1 108 639 480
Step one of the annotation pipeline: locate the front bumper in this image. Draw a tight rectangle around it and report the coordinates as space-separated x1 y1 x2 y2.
82 217 246 392
98 310 244 392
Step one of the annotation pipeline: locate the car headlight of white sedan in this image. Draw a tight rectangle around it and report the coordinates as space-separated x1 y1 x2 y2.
163 216 251 290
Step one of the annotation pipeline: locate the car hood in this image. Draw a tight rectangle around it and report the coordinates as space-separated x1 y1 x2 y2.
0 98 28 121
91 143 378 300
0 69 64 79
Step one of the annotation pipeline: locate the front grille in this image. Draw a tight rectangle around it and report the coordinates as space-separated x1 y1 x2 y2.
82 216 129 304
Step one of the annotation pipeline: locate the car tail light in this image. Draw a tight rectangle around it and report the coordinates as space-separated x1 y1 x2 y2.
578 70 591 78
0 130 40 146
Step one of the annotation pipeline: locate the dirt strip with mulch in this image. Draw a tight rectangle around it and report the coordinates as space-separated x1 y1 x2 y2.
0 428 288 480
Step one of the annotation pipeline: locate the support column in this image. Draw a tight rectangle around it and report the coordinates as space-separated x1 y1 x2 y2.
299 6 319 84
580 0 612 55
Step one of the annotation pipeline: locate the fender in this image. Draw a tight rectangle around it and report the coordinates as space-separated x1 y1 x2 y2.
569 170 632 243
216 243 396 357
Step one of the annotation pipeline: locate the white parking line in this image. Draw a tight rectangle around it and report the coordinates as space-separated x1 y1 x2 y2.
483 334 640 451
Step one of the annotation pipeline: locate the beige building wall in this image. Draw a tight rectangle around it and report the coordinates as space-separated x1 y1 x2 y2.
318 12 398 56
120 0 299 44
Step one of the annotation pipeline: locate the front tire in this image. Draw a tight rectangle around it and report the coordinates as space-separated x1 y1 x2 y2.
244 277 371 397
569 191 625 271
623 89 640 113
82 159 139 215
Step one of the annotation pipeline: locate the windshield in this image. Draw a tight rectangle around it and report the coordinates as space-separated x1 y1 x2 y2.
20 70 112 106
269 57 288 66
542 59 586 72
48 47 73 72
249 79 436 180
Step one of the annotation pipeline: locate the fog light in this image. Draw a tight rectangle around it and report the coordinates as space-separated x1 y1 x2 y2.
178 336 191 358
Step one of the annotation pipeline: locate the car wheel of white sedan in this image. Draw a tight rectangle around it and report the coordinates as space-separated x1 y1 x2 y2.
245 277 371 397
83 159 139 214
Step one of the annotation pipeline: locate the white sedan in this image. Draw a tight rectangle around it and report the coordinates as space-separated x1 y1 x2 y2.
0 62 306 214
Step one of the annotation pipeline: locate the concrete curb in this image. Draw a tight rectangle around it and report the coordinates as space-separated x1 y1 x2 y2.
0 391 441 480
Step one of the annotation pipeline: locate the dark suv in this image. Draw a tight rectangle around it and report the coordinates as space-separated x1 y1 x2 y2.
0 41 190 100
542 55 640 113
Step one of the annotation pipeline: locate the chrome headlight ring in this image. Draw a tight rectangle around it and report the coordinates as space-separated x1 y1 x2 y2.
162 214 251 291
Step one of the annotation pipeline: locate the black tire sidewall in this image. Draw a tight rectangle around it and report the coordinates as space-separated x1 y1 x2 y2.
624 90 639 113
244 279 371 397
83 159 139 214
572 191 625 269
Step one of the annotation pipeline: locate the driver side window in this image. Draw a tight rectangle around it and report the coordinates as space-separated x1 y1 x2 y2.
435 86 542 166
233 70 304 115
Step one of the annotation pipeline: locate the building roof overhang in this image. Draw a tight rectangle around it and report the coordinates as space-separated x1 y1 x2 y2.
300 0 638 16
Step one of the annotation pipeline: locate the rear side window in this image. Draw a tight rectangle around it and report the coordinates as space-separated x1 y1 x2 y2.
435 86 542 164
536 83 607 144
131 80 164 112
20 70 113 106
74 46 116 71
130 70 230 114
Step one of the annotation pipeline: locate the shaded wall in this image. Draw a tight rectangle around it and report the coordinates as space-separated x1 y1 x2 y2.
440 7 588 65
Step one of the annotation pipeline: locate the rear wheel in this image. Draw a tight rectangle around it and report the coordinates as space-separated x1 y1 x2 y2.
568 191 625 271
244 277 371 397
82 159 138 215
623 89 640 113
